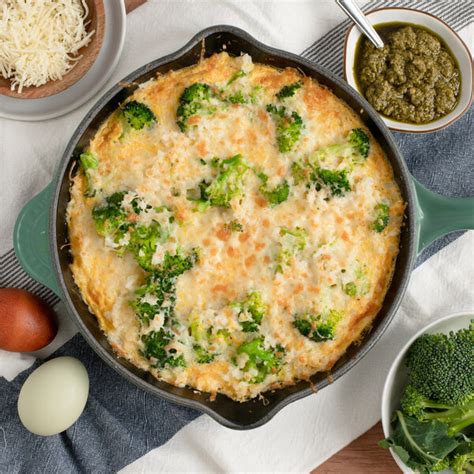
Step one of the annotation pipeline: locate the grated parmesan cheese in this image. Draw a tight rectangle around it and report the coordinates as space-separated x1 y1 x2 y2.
0 0 95 93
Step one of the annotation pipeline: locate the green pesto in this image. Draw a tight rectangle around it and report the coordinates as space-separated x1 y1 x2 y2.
354 23 461 124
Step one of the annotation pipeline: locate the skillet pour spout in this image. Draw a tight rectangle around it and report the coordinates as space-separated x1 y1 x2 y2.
14 25 472 429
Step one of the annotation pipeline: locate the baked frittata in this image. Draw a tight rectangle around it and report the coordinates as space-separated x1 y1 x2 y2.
67 52 404 401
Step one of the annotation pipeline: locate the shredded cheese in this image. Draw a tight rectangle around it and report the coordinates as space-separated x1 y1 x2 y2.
0 0 95 93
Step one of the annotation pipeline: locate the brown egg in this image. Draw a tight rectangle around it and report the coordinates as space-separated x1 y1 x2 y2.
0 288 58 352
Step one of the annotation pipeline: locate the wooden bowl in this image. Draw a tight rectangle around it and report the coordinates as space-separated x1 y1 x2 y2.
0 0 105 100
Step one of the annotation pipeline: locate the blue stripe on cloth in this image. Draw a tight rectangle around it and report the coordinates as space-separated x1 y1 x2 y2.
394 106 474 265
0 334 200 473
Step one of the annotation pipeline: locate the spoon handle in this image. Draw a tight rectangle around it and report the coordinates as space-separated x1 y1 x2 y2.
335 0 384 49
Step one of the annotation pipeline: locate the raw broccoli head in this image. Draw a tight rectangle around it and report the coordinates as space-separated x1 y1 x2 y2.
312 168 351 197
406 325 474 406
176 83 214 131
400 384 474 437
266 104 304 153
122 100 156 130
451 446 474 474
237 337 285 383
276 81 302 100
141 329 185 369
293 310 342 342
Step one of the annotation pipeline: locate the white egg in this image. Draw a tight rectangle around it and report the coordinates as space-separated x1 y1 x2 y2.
17 356 89 436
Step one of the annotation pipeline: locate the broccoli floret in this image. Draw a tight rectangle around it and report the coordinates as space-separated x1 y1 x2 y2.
141 329 185 368
343 266 370 297
311 168 351 197
257 171 290 206
406 325 474 406
276 80 302 100
127 222 162 271
161 249 199 278
224 220 243 232
451 447 474 474
206 154 249 206
249 85 263 104
237 337 285 383
276 226 308 272
227 91 247 104
293 318 312 337
266 104 304 153
379 323 474 473
193 344 216 364
131 270 176 325
92 191 129 239
79 151 99 197
176 83 214 131
190 154 249 208
344 282 357 297
348 128 370 159
373 203 390 232
227 70 246 85
311 128 370 165
293 310 342 342
131 250 197 325
234 291 267 332
122 100 156 130
291 161 309 185
401 384 474 436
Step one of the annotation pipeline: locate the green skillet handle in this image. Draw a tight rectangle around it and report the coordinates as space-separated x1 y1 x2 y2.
414 178 474 254
13 183 61 296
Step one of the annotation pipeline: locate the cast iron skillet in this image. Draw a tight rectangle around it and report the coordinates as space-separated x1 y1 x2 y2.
14 26 474 430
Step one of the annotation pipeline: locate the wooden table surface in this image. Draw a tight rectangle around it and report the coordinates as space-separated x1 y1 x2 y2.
124 1 400 471
313 422 400 473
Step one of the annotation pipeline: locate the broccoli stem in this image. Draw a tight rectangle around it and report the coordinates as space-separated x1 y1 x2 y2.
448 414 474 435
420 400 474 435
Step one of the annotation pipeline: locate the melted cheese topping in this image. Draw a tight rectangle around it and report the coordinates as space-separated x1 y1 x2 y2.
67 53 404 401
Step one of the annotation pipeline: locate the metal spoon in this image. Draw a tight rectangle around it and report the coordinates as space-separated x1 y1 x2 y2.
335 0 384 49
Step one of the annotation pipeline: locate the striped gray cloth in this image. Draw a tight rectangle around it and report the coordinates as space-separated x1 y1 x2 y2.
1 0 473 472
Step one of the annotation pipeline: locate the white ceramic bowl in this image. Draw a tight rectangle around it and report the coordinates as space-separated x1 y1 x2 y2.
344 8 473 133
381 311 473 472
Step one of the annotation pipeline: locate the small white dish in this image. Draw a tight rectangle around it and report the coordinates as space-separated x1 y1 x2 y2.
381 311 473 473
344 8 473 133
0 0 126 122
